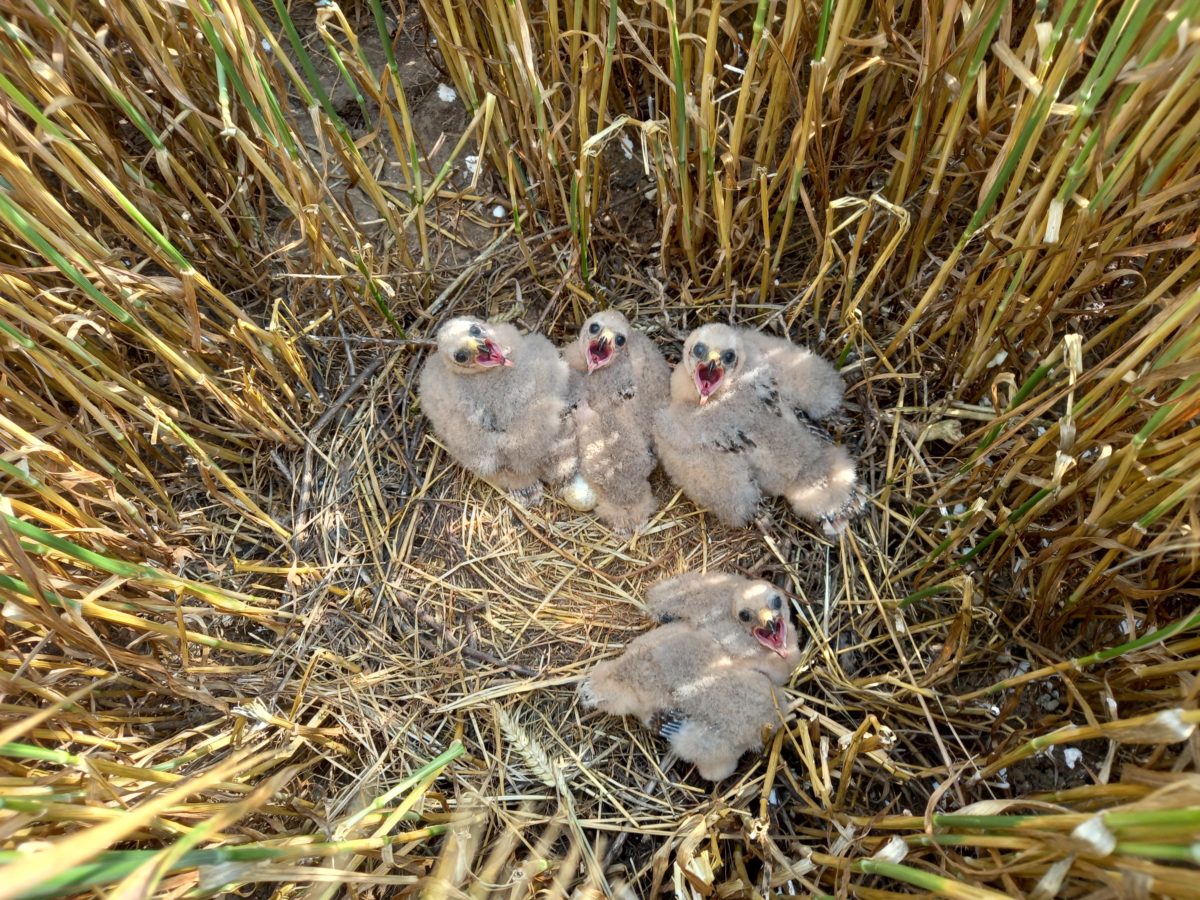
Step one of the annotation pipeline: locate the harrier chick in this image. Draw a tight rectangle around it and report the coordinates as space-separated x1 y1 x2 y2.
645 571 799 685
580 590 798 781
419 317 577 506
564 310 670 532
654 323 861 533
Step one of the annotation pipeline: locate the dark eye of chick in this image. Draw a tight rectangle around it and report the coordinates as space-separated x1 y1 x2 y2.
454 349 469 363
692 342 708 360
589 322 601 335
738 609 751 622
468 324 483 338
615 334 626 347
722 349 736 366
771 594 782 610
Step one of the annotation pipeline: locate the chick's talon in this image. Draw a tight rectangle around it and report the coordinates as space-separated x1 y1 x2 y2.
820 492 864 536
653 710 685 738
510 482 545 508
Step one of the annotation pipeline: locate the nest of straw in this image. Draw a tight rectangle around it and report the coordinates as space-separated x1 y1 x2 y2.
244 265 1052 892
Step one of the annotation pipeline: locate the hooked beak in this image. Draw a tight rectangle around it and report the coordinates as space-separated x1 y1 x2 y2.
585 329 616 373
694 353 724 405
752 611 789 657
473 337 512 368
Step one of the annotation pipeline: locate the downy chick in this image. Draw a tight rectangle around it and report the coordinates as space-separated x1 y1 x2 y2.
579 595 798 781
645 571 800 685
419 317 577 506
653 324 861 533
563 310 670 532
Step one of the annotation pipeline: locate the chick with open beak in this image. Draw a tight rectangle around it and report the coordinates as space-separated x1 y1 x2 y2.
583 319 621 372
563 310 670 532
418 316 579 507
430 319 514 372
645 571 799 685
727 583 800 686
740 594 790 657
579 572 797 782
654 322 862 533
688 338 739 405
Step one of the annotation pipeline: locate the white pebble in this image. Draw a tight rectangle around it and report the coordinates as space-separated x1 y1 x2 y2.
1062 747 1083 770
492 205 506 219
436 83 457 103
464 155 479 175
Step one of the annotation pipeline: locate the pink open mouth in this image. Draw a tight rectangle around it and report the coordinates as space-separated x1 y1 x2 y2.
753 615 788 656
695 361 723 403
476 339 511 367
586 337 614 372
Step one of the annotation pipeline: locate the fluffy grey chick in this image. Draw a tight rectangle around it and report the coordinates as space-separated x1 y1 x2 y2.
653 323 861 533
579 592 799 781
418 317 577 506
645 571 800 686
563 310 670 532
